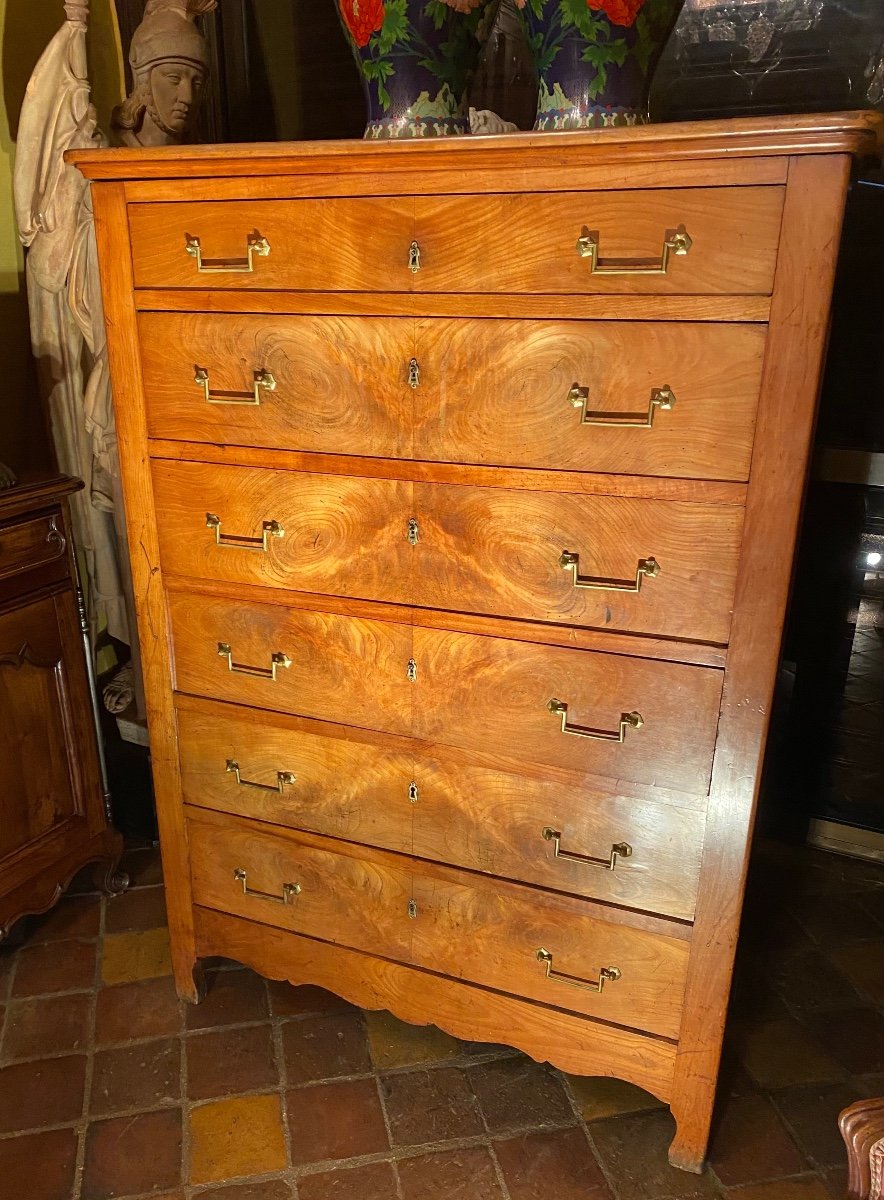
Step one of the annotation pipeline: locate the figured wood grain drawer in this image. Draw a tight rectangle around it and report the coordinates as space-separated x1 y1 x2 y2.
168 592 721 794
129 198 413 291
187 806 413 962
412 187 784 295
414 481 743 644
188 806 690 1039
151 460 412 605
0 511 68 588
176 698 707 920
142 311 765 484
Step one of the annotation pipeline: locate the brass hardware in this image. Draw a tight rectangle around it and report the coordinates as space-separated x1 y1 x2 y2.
233 868 300 905
408 899 418 919
559 551 661 593
548 698 643 742
407 518 420 546
194 366 277 407
542 827 632 871
185 231 271 274
206 513 284 552
217 643 292 680
408 358 421 389
226 759 296 794
407 658 418 682
567 384 676 428
408 240 422 273
536 948 621 993
408 781 419 804
575 224 692 276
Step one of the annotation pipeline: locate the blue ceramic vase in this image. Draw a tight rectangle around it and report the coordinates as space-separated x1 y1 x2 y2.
337 0 499 138
520 0 685 130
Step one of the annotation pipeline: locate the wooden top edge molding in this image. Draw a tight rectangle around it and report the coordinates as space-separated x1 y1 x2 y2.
67 111 884 181
0 475 83 516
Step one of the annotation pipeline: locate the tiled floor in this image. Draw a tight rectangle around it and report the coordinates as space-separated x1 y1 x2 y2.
1 839 883 1200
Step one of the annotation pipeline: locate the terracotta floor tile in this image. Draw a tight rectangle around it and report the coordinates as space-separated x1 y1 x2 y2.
30 896 102 943
120 845 164 888
821 1165 848 1199
723 1178 832 1199
288 1078 388 1165
0 1127 78 1200
0 951 13 999
2 992 92 1058
298 1161 398 1200
189 1094 287 1185
12 939 97 996
101 927 172 986
187 1023 278 1100
381 1065 485 1146
734 1019 845 1090
399 1146 505 1200
365 1010 461 1070
792 892 884 947
468 1056 574 1134
186 968 269 1031
267 981 354 1018
0 1055 87 1133
95 975 183 1044
91 1037 181 1115
283 1011 372 1085
195 1182 293 1200
804 1006 884 1075
829 941 884 1006
708 1094 805 1186
567 1075 665 1121
104 885 168 934
770 947 863 1017
83 1107 182 1199
591 1110 720 1200
770 1079 877 1167
494 1126 611 1200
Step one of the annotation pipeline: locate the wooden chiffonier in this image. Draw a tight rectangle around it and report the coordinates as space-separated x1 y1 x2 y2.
71 112 882 1173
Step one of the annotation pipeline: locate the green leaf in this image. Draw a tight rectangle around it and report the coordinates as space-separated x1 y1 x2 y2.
378 0 409 53
587 62 608 99
378 79 391 109
423 0 447 32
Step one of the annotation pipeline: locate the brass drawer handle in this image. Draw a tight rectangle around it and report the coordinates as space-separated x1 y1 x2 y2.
185 231 270 274
195 366 277 407
560 551 660 593
226 759 296 793
542 828 632 871
568 384 675 428
217 642 292 680
548 699 643 742
233 868 300 905
576 224 692 276
536 948 621 993
206 513 284 552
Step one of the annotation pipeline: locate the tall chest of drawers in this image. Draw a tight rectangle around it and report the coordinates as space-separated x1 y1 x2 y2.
72 112 882 1173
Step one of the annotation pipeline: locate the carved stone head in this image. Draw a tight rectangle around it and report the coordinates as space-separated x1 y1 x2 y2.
111 1 217 147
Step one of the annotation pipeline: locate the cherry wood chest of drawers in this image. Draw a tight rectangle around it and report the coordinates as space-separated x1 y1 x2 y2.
72 112 883 1173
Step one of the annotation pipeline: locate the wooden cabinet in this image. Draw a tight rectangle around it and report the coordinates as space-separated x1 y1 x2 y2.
0 478 125 940
72 112 882 1174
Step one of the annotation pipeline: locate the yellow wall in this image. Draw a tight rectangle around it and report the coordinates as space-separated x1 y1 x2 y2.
0 0 123 476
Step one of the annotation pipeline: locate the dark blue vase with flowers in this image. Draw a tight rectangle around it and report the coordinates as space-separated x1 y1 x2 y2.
518 0 685 130
337 0 499 138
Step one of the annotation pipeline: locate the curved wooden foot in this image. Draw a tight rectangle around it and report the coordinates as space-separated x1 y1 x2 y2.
93 856 129 897
840 1096 884 1200
176 959 207 1006
668 1114 711 1174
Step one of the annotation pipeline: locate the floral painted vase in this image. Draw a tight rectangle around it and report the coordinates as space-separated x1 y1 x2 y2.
517 0 686 130
337 0 500 138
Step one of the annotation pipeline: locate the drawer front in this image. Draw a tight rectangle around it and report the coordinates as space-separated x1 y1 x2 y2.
413 628 722 795
168 592 413 735
152 460 413 604
413 319 766 482
416 756 706 922
140 312 414 459
188 807 413 961
0 511 68 586
413 187 784 295
176 699 706 920
177 703 414 855
415 482 743 644
129 198 413 291
411 873 690 1039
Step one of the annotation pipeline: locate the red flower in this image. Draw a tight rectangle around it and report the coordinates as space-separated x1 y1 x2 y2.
586 0 644 27
339 0 385 48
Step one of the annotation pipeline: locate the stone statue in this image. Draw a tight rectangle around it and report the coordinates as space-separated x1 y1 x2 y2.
111 0 216 147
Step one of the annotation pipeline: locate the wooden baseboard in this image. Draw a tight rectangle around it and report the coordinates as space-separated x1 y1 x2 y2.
807 820 884 865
